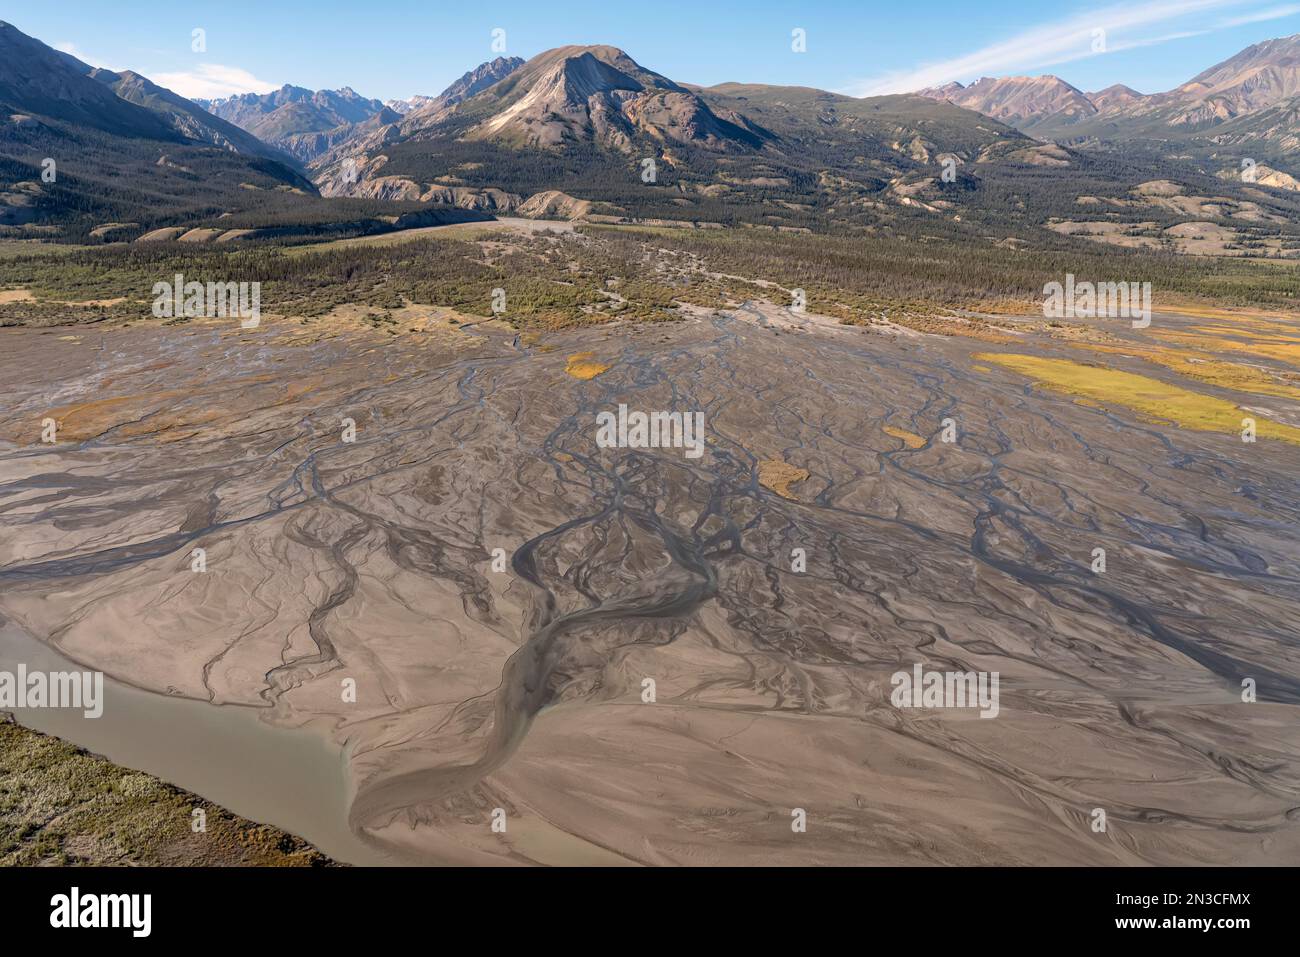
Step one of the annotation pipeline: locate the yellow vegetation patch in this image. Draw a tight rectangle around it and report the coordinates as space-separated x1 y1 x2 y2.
565 352 611 379
1153 329 1300 369
882 425 926 448
1063 341 1300 401
758 459 810 500
1188 325 1300 344
975 353 1300 445
1156 301 1300 327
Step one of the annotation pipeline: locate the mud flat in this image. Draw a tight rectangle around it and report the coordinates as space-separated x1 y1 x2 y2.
0 304 1297 865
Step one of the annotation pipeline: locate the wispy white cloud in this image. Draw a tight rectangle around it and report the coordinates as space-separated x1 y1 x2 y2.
1217 3 1300 26
53 41 119 71
55 40 278 101
843 0 1252 95
1107 28 1213 51
150 64 279 100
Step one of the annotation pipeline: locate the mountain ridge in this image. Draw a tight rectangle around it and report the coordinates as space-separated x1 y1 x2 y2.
0 19 314 239
914 33 1300 157
200 57 527 163
5 18 1300 244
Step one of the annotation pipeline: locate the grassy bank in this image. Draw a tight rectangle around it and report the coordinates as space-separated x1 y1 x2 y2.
0 716 335 866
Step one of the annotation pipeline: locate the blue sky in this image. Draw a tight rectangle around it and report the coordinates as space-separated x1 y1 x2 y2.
5 0 1299 101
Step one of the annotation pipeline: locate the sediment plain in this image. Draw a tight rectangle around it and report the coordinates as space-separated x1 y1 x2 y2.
1 289 1298 865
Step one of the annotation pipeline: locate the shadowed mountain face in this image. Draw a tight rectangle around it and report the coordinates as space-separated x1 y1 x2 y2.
0 24 298 168
270 106 405 164
0 22 179 140
432 56 526 108
0 20 313 239
92 69 295 163
385 58 524 115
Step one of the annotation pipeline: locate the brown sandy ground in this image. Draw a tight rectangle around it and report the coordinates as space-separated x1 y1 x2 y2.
1 227 1299 865
0 716 334 866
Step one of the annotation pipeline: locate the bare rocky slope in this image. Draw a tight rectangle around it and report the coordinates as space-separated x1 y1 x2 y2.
915 34 1300 167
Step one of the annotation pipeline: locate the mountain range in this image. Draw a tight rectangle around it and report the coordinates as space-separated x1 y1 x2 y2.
195 57 530 164
0 20 317 237
917 33 1300 162
198 86 389 146
3 17 1300 246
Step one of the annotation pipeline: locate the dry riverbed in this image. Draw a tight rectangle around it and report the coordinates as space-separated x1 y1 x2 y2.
0 298 1297 865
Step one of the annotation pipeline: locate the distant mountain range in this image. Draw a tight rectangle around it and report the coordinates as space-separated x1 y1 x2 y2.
198 58 528 163
198 86 401 164
917 76 1099 132
4 17 1300 246
198 86 388 141
916 33 1300 161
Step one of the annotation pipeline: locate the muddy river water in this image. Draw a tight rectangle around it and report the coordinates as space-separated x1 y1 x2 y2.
0 618 390 864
